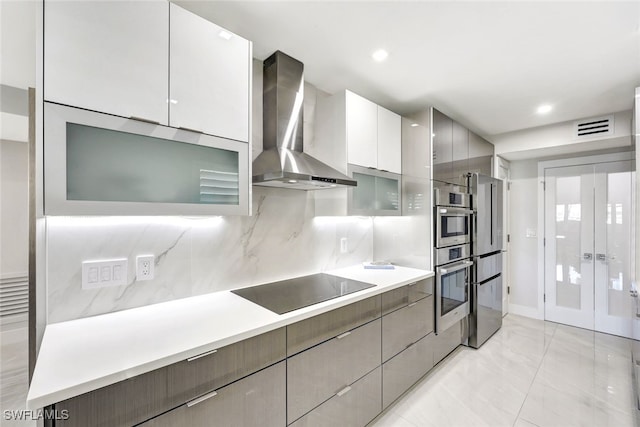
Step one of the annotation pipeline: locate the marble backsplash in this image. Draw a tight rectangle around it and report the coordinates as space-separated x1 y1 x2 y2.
46 187 374 323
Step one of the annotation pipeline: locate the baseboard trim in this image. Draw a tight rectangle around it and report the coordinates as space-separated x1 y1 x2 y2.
508 303 543 320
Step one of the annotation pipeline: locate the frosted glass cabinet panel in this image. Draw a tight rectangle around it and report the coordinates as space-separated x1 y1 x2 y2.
348 165 401 216
45 103 249 216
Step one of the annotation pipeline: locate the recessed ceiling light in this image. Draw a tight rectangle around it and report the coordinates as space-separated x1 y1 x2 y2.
218 30 233 40
537 104 553 114
372 49 389 62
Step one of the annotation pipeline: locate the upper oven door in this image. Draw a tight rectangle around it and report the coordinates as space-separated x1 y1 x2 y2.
436 206 472 248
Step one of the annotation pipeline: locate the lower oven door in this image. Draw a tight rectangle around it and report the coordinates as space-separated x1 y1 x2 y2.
436 259 473 333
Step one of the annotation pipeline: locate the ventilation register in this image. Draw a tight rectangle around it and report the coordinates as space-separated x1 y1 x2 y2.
573 115 614 139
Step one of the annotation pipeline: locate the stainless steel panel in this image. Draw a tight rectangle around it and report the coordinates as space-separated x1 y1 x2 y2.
470 173 503 255
433 320 463 365
380 279 432 316
290 367 382 427
382 333 434 409
434 187 470 208
287 295 380 356
167 328 285 405
435 244 470 266
435 260 471 334
382 296 433 362
287 319 382 424
473 252 502 283
469 276 503 348
142 362 286 427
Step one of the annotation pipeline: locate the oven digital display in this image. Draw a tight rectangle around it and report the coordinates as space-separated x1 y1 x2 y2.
449 193 462 205
449 247 461 259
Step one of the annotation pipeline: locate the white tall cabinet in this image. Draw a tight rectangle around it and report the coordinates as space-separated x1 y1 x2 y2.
44 1 169 125
44 1 251 143
169 4 250 142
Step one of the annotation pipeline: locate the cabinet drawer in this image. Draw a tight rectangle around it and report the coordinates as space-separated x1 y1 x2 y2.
167 327 285 405
287 318 381 424
287 295 380 356
382 295 433 362
55 328 284 427
381 278 432 315
290 366 382 427
434 320 463 365
143 362 286 427
382 333 434 409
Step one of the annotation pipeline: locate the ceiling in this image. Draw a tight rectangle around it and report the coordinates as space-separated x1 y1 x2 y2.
176 1 640 139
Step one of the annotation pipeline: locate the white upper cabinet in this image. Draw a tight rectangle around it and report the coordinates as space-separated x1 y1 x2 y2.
346 91 378 169
44 1 169 125
169 4 251 142
377 106 402 174
344 91 401 173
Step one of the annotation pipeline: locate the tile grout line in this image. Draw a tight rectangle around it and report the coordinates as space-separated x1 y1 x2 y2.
511 322 558 427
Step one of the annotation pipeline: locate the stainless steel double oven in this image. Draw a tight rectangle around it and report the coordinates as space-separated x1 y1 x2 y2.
434 187 473 334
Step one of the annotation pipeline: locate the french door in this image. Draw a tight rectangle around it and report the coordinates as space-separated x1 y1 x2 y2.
544 159 635 337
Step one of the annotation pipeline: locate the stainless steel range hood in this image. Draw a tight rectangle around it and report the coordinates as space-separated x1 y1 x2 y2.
252 51 356 190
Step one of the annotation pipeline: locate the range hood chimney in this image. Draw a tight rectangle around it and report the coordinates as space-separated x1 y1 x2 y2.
252 51 356 190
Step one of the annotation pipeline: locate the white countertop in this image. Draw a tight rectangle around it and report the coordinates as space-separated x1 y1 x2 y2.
27 265 433 410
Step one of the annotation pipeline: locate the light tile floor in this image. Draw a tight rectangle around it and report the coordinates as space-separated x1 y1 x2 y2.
372 314 639 427
1 315 638 427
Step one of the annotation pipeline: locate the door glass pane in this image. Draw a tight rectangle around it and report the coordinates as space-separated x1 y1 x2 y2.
441 268 467 314
554 175 582 310
66 123 239 204
352 172 376 210
605 171 632 317
375 176 399 211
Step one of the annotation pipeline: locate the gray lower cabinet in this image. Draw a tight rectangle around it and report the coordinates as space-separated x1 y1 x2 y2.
142 361 286 427
54 328 285 427
380 279 432 316
287 295 381 357
382 295 433 362
382 334 434 409
433 319 464 365
287 318 382 424
290 367 382 427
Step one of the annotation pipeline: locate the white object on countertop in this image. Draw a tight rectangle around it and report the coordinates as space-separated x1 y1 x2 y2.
362 261 395 269
27 265 433 410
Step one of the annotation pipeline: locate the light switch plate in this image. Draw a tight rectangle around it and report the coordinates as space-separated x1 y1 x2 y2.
82 259 128 289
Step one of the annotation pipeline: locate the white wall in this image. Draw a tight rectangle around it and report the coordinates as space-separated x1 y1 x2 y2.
507 159 541 317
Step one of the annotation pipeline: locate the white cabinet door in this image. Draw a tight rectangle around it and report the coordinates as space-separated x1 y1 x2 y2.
346 91 378 169
377 106 401 174
44 1 168 125
170 4 251 142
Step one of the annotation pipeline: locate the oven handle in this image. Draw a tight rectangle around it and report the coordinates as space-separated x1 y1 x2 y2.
438 260 473 274
437 207 473 215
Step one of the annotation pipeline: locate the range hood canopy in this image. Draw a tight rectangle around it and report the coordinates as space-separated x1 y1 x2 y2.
252 51 356 190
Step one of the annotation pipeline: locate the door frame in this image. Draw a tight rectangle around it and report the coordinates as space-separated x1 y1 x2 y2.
496 155 511 315
537 151 635 322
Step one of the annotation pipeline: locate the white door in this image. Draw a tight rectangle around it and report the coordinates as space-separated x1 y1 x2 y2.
544 160 634 337
497 157 510 315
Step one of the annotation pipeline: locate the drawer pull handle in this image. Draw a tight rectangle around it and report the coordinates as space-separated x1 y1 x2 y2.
178 126 204 134
336 331 352 340
407 282 417 287
336 386 352 397
186 390 218 408
187 349 217 362
129 116 160 125
407 302 418 308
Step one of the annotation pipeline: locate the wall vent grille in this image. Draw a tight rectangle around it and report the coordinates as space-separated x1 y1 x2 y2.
573 115 614 139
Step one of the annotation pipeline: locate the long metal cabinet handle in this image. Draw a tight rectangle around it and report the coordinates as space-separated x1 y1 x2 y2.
178 126 204 134
439 260 474 274
186 390 218 408
336 331 351 340
490 183 494 246
187 349 217 362
336 386 352 397
129 116 160 125
407 302 418 308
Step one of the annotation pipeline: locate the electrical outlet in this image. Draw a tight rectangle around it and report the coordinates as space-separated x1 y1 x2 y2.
136 255 155 281
82 259 128 289
340 237 348 253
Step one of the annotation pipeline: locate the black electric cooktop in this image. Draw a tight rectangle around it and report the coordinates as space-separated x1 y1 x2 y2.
231 273 375 315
